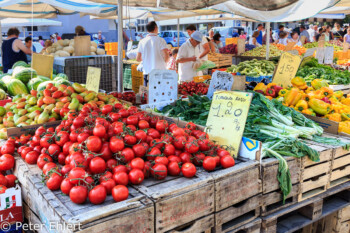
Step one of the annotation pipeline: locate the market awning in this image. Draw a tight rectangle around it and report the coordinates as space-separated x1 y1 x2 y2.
198 14 259 22
0 18 62 27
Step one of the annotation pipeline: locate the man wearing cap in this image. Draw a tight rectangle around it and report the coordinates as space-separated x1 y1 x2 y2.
177 31 202 82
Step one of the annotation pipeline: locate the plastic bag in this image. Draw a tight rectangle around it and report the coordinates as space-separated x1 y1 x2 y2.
196 60 216 71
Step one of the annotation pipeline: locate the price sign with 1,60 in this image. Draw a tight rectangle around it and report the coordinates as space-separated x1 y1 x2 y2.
206 91 252 157
272 52 301 88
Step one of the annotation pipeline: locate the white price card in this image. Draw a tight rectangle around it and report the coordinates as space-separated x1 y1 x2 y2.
148 69 178 104
207 71 234 99
303 47 317 58
324 46 334 64
316 47 325 64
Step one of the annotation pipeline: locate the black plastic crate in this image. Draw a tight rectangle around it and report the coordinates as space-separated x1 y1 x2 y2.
53 55 118 92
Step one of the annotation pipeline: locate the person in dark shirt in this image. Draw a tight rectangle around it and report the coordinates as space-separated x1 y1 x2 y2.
75 25 93 41
315 28 324 41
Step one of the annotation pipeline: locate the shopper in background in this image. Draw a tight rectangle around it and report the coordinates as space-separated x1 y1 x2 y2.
177 31 202 82
213 33 223 53
75 25 93 40
316 28 324 41
344 28 350 44
97 31 105 49
2 28 32 73
275 31 288 45
38 36 45 47
40 40 52 53
288 32 302 46
186 25 210 61
307 25 314 37
208 29 214 40
55 32 61 40
25 36 36 62
262 28 274 44
232 29 239 38
136 21 169 86
249 31 261 47
324 25 334 41
344 26 349 36
275 25 286 41
333 23 344 41
167 49 178 70
240 31 247 40
309 25 318 42
299 25 310 43
255 24 264 45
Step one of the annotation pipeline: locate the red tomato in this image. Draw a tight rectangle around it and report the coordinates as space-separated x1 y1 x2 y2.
181 163 196 178
151 164 167 180
60 165 72 176
69 186 88 204
112 185 129 202
100 178 115 195
60 178 74 195
173 136 186 150
172 128 186 137
1 143 15 155
93 124 106 138
46 173 63 191
68 167 86 185
155 156 169 166
109 137 125 153
77 133 90 143
168 162 181 176
112 165 128 174
147 128 160 139
106 159 118 171
119 148 135 163
0 185 7 194
48 144 61 157
124 135 137 145
89 157 106 174
156 120 168 133
86 136 102 152
43 162 58 175
128 169 144 185
0 154 17 170
0 174 7 186
130 158 145 170
5 175 16 188
113 172 128 186
147 147 161 161
185 141 199 154
132 143 147 158
21 147 33 159
179 152 192 164
99 142 113 161
55 131 69 147
89 185 107 205
37 154 53 169
101 105 113 115
138 120 149 129
202 157 217 171
220 155 235 168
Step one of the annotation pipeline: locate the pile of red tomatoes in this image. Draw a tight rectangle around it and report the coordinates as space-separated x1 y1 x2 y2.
11 103 234 205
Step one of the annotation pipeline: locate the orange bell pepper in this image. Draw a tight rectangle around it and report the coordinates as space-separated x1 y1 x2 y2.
325 113 341 122
319 87 333 98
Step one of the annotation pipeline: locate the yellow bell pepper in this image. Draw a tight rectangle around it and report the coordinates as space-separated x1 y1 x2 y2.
253 83 267 94
291 77 308 90
331 103 343 113
267 83 277 89
305 90 322 101
333 91 344 99
294 100 308 112
308 98 331 115
319 87 333 98
325 113 341 122
329 96 340 105
339 122 350 134
341 113 350 121
283 88 301 107
279 88 288 97
341 98 350 106
311 79 329 90
305 87 314 94
302 108 316 116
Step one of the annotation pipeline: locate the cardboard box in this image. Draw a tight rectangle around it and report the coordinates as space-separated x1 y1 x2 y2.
7 121 61 138
0 185 22 228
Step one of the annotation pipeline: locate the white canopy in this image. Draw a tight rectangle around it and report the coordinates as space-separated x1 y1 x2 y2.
0 18 62 27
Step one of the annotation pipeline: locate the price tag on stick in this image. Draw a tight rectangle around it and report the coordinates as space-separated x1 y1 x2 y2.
237 38 245 55
206 91 252 157
324 46 334 64
86 67 101 93
303 47 317 58
285 42 296 51
316 47 325 64
272 52 302 87
207 71 234 99
32 54 54 78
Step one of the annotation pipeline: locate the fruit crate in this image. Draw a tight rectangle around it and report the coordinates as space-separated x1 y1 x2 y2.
216 218 262 233
169 214 214 233
131 170 214 233
333 205 350 233
208 54 233 68
298 142 333 202
53 55 117 92
261 182 350 233
23 174 154 233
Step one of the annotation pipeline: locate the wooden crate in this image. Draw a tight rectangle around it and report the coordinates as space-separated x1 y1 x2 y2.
218 218 262 233
208 54 233 68
329 135 350 188
301 211 339 233
333 205 350 233
26 174 154 233
261 184 300 217
298 143 333 202
261 156 301 194
213 194 261 233
167 214 214 233
23 202 49 233
262 182 350 233
208 158 261 212
132 170 214 233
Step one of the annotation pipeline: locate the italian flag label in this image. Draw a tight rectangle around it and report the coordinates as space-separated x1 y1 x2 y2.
5 195 16 209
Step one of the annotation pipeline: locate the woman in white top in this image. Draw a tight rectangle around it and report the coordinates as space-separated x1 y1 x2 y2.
288 32 302 46
275 31 288 45
249 31 262 47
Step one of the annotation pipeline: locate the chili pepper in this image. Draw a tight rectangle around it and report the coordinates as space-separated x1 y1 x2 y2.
265 88 277 97
308 98 331 116
302 108 316 116
311 79 329 90
325 113 341 122
294 100 308 112
253 83 267 94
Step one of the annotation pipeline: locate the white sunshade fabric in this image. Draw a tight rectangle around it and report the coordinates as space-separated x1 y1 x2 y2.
211 0 339 22
0 18 62 27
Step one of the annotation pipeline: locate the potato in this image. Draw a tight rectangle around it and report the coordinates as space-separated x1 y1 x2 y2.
96 48 105 55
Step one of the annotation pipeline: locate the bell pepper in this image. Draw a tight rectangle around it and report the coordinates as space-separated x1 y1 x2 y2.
283 88 301 107
254 83 267 94
319 87 333 98
305 87 314 94
333 91 344 99
341 113 350 121
308 98 331 116
325 113 341 122
291 77 308 90
341 98 350 106
302 108 316 116
273 86 283 95
279 88 288 97
265 88 277 98
321 97 331 104
294 100 308 112
266 83 277 89
329 96 340 105
311 79 329 90
339 122 350 134
306 90 323 100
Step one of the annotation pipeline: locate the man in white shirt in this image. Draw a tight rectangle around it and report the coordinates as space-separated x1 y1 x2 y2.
186 25 210 61
177 31 202 82
136 21 169 86
308 25 317 42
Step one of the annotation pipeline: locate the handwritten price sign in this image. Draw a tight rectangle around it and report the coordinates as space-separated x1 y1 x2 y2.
207 71 234 99
206 91 252 157
324 46 334 64
316 47 325 64
86 67 101 93
272 52 301 87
